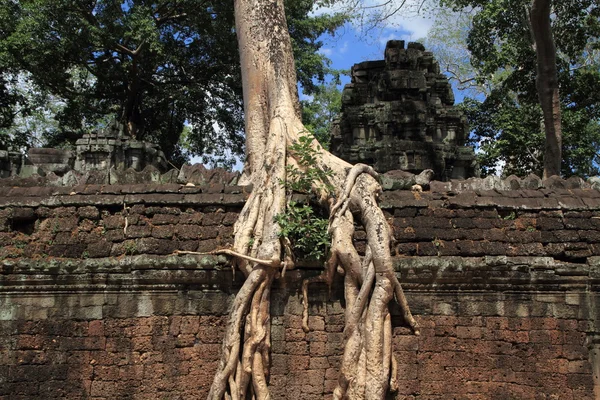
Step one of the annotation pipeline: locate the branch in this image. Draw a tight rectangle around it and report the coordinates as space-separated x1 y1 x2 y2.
113 38 146 58
523 4 537 52
132 39 147 56
113 43 135 57
373 0 408 24
444 65 477 86
362 0 394 10
155 13 188 25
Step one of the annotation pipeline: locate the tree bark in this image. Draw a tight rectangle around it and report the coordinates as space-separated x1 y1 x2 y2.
118 41 147 139
122 59 141 139
207 0 418 398
530 0 562 178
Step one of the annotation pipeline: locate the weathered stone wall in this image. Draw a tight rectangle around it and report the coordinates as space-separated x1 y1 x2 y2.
0 183 244 261
1 183 599 399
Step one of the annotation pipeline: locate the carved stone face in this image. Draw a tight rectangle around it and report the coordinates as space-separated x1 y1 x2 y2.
386 47 399 66
398 153 408 170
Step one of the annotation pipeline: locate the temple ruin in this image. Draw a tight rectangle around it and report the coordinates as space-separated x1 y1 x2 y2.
331 40 479 180
0 120 167 181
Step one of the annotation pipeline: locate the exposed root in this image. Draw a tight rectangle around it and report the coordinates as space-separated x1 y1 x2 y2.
301 252 338 333
280 236 295 277
208 267 269 399
174 249 283 269
390 273 420 335
207 112 289 399
329 163 379 225
324 167 419 399
208 0 421 397
207 157 418 399
206 73 417 400
390 354 399 393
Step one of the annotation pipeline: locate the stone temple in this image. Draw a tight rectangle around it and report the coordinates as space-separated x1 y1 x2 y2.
0 120 167 181
331 40 479 181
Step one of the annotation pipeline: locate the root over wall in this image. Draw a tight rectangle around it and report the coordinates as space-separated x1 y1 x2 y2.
0 182 599 399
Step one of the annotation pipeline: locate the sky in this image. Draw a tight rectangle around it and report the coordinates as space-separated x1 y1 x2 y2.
317 24 434 85
308 1 438 89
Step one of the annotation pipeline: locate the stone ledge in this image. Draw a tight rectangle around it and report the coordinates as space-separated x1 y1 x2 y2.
396 256 599 292
0 184 599 212
379 190 600 210
0 183 249 197
1 255 597 293
0 254 228 274
0 192 247 208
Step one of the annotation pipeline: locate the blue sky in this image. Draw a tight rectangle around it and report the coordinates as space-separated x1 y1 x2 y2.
310 1 435 84
303 4 470 104
318 23 433 87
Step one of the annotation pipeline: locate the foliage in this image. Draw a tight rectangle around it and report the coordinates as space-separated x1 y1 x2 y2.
0 0 347 165
440 0 600 177
0 73 69 151
289 1 348 95
460 95 545 176
284 133 334 194
422 6 496 97
276 132 333 261
274 201 330 261
301 77 343 148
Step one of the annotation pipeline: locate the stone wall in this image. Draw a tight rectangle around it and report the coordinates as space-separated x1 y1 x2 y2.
0 182 599 399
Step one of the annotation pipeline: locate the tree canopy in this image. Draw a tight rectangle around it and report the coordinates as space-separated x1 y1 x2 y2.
0 0 347 166
301 77 343 148
439 0 600 177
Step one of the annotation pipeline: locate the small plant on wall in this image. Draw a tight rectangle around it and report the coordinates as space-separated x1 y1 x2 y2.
275 132 333 263
275 201 329 262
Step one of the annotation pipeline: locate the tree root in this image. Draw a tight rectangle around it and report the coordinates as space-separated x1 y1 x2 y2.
303 167 419 399
207 159 418 399
174 249 283 269
207 267 276 400
329 163 379 225
210 0 421 397
205 97 417 400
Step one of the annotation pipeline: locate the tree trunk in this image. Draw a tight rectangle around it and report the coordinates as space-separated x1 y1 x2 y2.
207 0 419 398
122 57 142 139
530 0 562 178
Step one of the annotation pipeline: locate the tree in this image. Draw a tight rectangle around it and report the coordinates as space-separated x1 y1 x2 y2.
0 0 346 165
205 0 418 399
301 77 343 148
440 0 600 177
530 0 561 178
422 6 493 97
316 0 436 33
0 73 71 150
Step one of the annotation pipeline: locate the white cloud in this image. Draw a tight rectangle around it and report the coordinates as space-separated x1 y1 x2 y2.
339 41 349 54
378 32 397 46
385 15 434 41
312 0 435 42
376 16 433 46
319 47 333 56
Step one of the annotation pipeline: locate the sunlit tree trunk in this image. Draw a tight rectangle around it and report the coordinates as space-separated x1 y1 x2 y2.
207 0 418 398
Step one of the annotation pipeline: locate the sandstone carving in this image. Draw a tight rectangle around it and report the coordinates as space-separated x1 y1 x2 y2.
0 120 171 184
74 120 167 173
331 40 479 181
